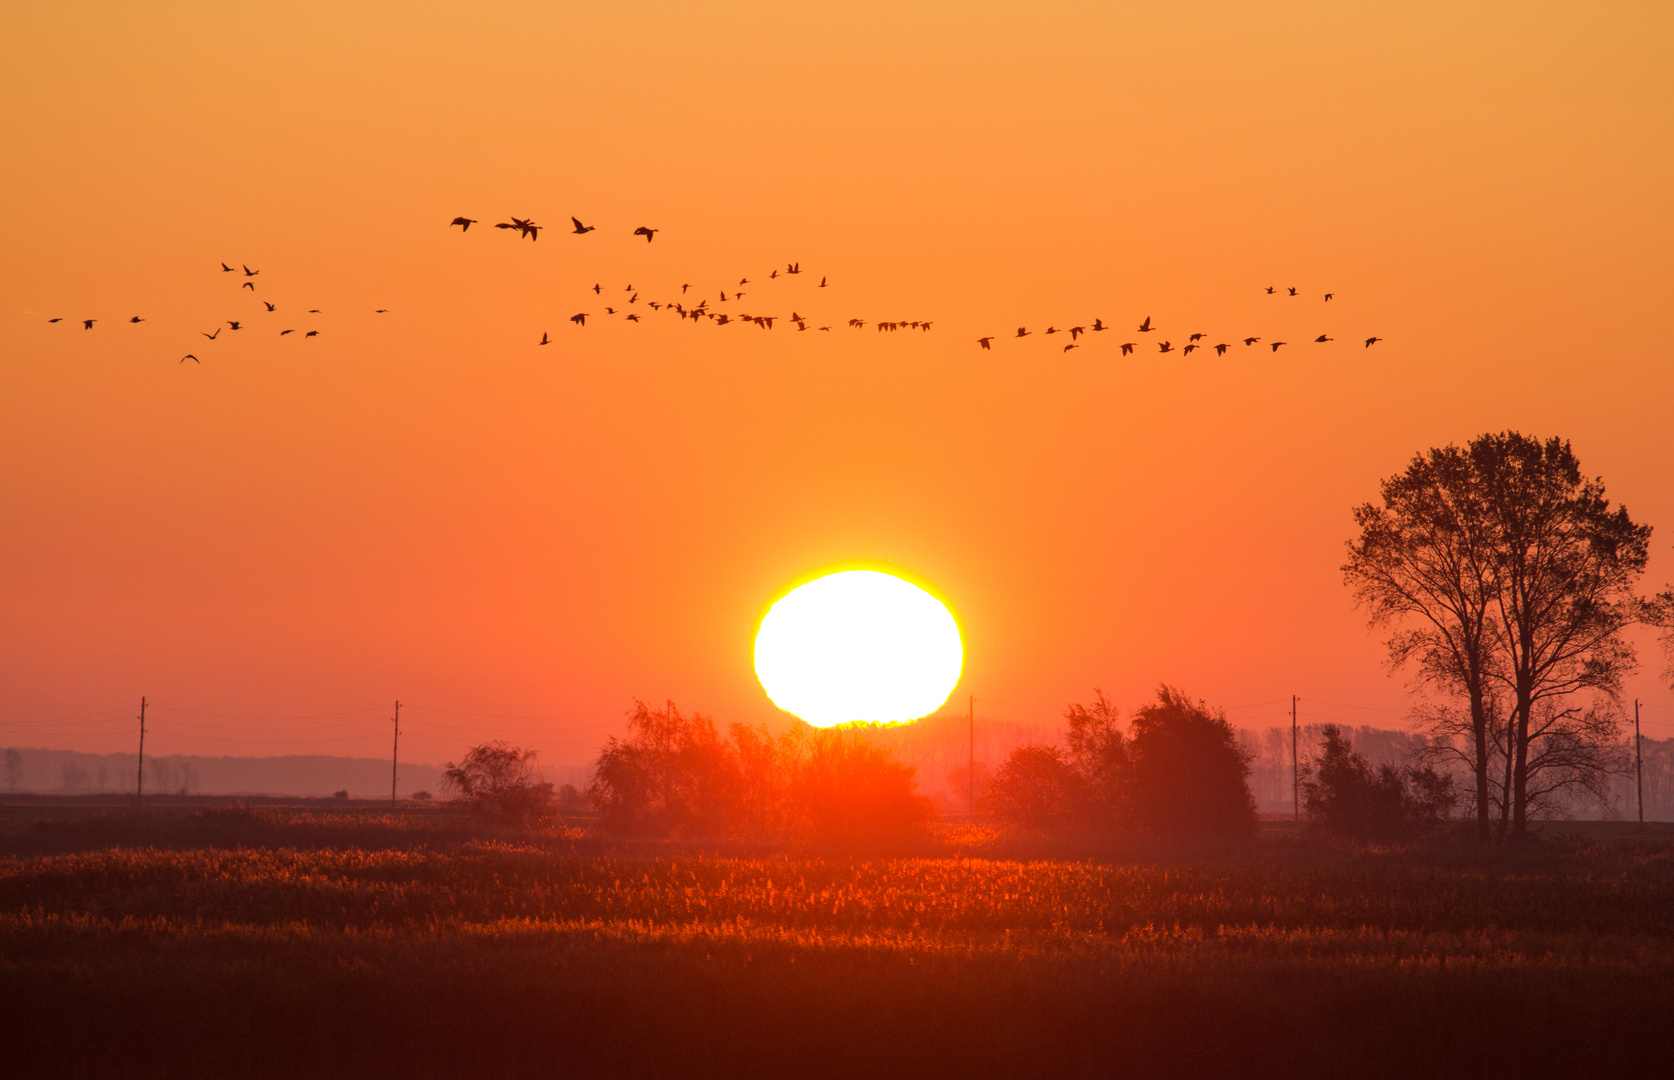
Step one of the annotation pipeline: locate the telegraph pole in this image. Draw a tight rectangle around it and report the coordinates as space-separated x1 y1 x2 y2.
391 700 400 807
1291 695 1299 822
1634 699 1643 830
968 694 975 817
135 696 147 806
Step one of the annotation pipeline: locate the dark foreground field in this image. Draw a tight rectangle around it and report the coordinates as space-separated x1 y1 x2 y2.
1 802 1671 1079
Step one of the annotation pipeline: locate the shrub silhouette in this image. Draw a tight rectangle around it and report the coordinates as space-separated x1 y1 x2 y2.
980 744 1086 832
1064 690 1127 829
1124 685 1257 837
1301 725 1458 840
590 701 931 840
441 742 554 825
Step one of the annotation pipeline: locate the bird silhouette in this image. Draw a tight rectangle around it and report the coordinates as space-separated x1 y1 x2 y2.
1271 341 1286 351
1063 343 1078 352
633 226 658 243
243 265 259 276
739 277 750 286
129 316 145 323
720 291 729 302
625 313 640 322
571 216 594 234
787 262 800 274
305 330 319 337
1091 318 1107 332
263 302 276 312
1138 316 1153 332
1158 341 1174 353
1365 336 1382 348
604 307 616 315
47 317 62 323
1120 342 1135 355
1069 326 1086 340
242 282 255 290
227 321 241 330
221 263 236 272
1265 286 1275 294
309 309 321 314
1188 333 1204 342
539 332 550 345
82 319 95 329
375 309 387 314
1214 343 1229 356
202 328 220 340
977 337 993 350
1243 337 1260 346
1315 334 1333 343
1044 326 1059 335
514 218 540 240
451 217 477 232
1015 327 1030 338
1324 293 1334 302
280 329 294 335
180 354 199 364
681 283 690 294
819 276 828 287
628 294 637 304
1182 344 1198 356
1287 286 1297 296
571 313 588 326
593 283 601 294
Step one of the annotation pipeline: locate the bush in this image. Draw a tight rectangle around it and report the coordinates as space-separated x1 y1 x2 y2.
1301 725 1457 841
441 742 554 825
980 744 1086 832
589 701 743 837
793 728 933 839
1124 685 1257 838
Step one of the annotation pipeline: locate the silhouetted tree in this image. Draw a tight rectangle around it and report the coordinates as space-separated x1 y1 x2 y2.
441 741 554 825
980 744 1085 832
1124 686 1256 837
4 747 22 792
1064 690 1126 827
792 727 933 839
1301 725 1457 840
589 701 742 837
1346 432 1650 841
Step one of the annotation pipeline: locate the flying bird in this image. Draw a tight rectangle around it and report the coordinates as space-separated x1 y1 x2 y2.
1214 343 1229 356
1158 340 1174 353
977 337 993 350
1063 343 1078 352
1138 316 1153 333
263 302 276 312
221 263 236 272
1324 293 1334 302
593 283 601 294
1265 286 1275 294
375 309 388 314
1120 342 1135 355
1315 334 1333 343
1015 327 1030 338
1287 286 1297 296
570 217 594 234
625 313 640 322
305 330 319 337
1189 333 1204 342
243 266 258 276
769 269 778 279
280 329 294 335
227 321 241 330
129 316 145 323
451 217 477 232
604 307 616 315
180 354 199 364
83 319 96 329
681 284 690 294
1091 318 1107 332
1182 344 1198 356
47 317 62 323
242 282 255 290
539 332 550 345
1044 326 1058 335
1365 337 1382 348
738 278 750 286
787 262 801 274
202 328 220 340
633 226 658 242
1068 326 1085 340
571 313 588 326
818 276 827 287
1271 341 1286 351
1243 337 1260 346
309 309 321 314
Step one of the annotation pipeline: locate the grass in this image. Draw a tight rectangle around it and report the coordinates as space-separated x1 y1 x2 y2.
2 802 1672 1078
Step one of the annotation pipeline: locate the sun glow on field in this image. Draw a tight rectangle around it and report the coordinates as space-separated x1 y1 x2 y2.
753 570 963 727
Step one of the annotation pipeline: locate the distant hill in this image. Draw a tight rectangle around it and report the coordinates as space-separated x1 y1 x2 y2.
0 748 448 799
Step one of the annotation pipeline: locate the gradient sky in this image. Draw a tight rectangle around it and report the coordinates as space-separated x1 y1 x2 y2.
3 1 1672 767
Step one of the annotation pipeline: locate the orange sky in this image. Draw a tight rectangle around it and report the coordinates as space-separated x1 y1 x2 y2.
3 2 1673 766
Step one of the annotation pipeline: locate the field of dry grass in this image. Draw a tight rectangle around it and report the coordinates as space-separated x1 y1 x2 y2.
1 802 1671 1078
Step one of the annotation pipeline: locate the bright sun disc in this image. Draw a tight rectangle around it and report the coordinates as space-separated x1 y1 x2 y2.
754 570 963 727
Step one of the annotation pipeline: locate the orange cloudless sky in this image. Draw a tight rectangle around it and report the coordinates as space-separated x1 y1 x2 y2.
3 1 1672 767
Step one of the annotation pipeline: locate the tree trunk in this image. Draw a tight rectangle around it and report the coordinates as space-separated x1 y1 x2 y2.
1470 687 1491 845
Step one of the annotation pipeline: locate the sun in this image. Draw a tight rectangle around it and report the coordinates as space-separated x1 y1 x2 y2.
753 569 964 727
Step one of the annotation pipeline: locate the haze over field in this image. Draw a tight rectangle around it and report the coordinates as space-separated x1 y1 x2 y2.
2 2 1671 771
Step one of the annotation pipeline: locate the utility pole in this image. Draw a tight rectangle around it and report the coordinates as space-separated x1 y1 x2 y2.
1635 699 1643 830
1291 695 1299 822
391 700 400 807
135 696 146 806
968 694 975 817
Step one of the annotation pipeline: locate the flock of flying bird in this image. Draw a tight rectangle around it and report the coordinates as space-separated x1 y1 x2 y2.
38 211 1384 362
